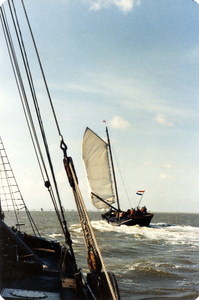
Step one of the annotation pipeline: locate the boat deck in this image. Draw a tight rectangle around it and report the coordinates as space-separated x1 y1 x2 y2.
0 220 82 300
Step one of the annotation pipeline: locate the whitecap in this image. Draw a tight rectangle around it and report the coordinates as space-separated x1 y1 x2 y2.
90 220 199 247
48 233 64 239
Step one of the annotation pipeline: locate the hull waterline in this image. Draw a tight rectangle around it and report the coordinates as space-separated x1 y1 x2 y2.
102 212 154 227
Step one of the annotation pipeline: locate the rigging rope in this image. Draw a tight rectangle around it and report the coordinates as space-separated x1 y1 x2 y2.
0 136 40 236
61 142 117 300
0 0 76 270
0 4 46 186
110 136 136 208
11 0 71 242
71 161 117 300
20 0 62 137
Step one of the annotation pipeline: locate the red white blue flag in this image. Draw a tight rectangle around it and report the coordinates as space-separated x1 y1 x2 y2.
136 190 145 196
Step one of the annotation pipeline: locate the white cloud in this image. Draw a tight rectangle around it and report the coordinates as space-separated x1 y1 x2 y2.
110 115 130 129
113 0 134 12
154 113 174 127
162 163 173 169
87 0 136 13
52 73 196 124
159 173 174 180
90 2 102 11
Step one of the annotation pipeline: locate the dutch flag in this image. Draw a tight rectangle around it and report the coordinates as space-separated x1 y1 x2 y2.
136 190 145 196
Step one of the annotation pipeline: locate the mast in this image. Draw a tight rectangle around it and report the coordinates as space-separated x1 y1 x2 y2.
106 127 120 211
82 127 115 210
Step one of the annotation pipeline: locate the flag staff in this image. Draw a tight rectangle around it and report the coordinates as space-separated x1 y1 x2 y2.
136 190 145 207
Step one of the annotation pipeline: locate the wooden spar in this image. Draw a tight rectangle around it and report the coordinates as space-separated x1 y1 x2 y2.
106 127 120 211
91 192 119 212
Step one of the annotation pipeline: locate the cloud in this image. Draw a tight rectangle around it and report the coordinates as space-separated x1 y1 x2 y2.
52 72 196 125
87 0 136 13
154 113 174 127
110 115 130 129
159 173 174 180
162 163 174 169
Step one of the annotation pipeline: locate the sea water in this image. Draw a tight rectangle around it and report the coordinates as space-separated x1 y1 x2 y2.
3 211 199 300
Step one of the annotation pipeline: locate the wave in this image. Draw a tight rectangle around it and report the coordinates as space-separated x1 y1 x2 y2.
49 233 64 239
90 220 199 247
128 264 176 278
70 223 82 233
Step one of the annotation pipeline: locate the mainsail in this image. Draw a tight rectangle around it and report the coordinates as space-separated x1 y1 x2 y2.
82 127 115 209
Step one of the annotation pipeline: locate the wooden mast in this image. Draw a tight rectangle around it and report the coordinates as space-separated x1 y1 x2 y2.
106 127 120 212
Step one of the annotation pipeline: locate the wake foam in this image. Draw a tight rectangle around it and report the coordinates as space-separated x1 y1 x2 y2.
90 220 199 247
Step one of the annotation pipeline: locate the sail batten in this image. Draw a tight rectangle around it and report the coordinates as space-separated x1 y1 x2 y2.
82 127 115 209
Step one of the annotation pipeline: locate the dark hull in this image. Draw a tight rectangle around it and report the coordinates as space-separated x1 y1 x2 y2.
0 219 78 299
0 219 120 300
102 212 154 227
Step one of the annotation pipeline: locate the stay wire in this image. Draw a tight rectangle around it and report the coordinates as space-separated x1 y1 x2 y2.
1 4 46 186
2 2 65 236
0 5 62 234
8 0 49 184
15 0 74 253
10 0 75 257
14 0 67 230
0 5 44 191
0 14 41 235
20 0 62 137
110 137 136 208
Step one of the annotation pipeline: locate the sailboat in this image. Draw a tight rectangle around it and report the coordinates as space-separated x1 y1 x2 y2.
0 1 120 300
82 127 154 227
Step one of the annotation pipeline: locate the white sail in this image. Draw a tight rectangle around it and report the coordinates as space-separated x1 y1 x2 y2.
82 127 115 209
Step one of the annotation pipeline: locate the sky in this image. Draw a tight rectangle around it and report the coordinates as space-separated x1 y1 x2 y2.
0 0 199 213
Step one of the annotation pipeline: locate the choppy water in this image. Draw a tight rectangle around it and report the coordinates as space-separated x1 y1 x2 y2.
4 211 199 300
